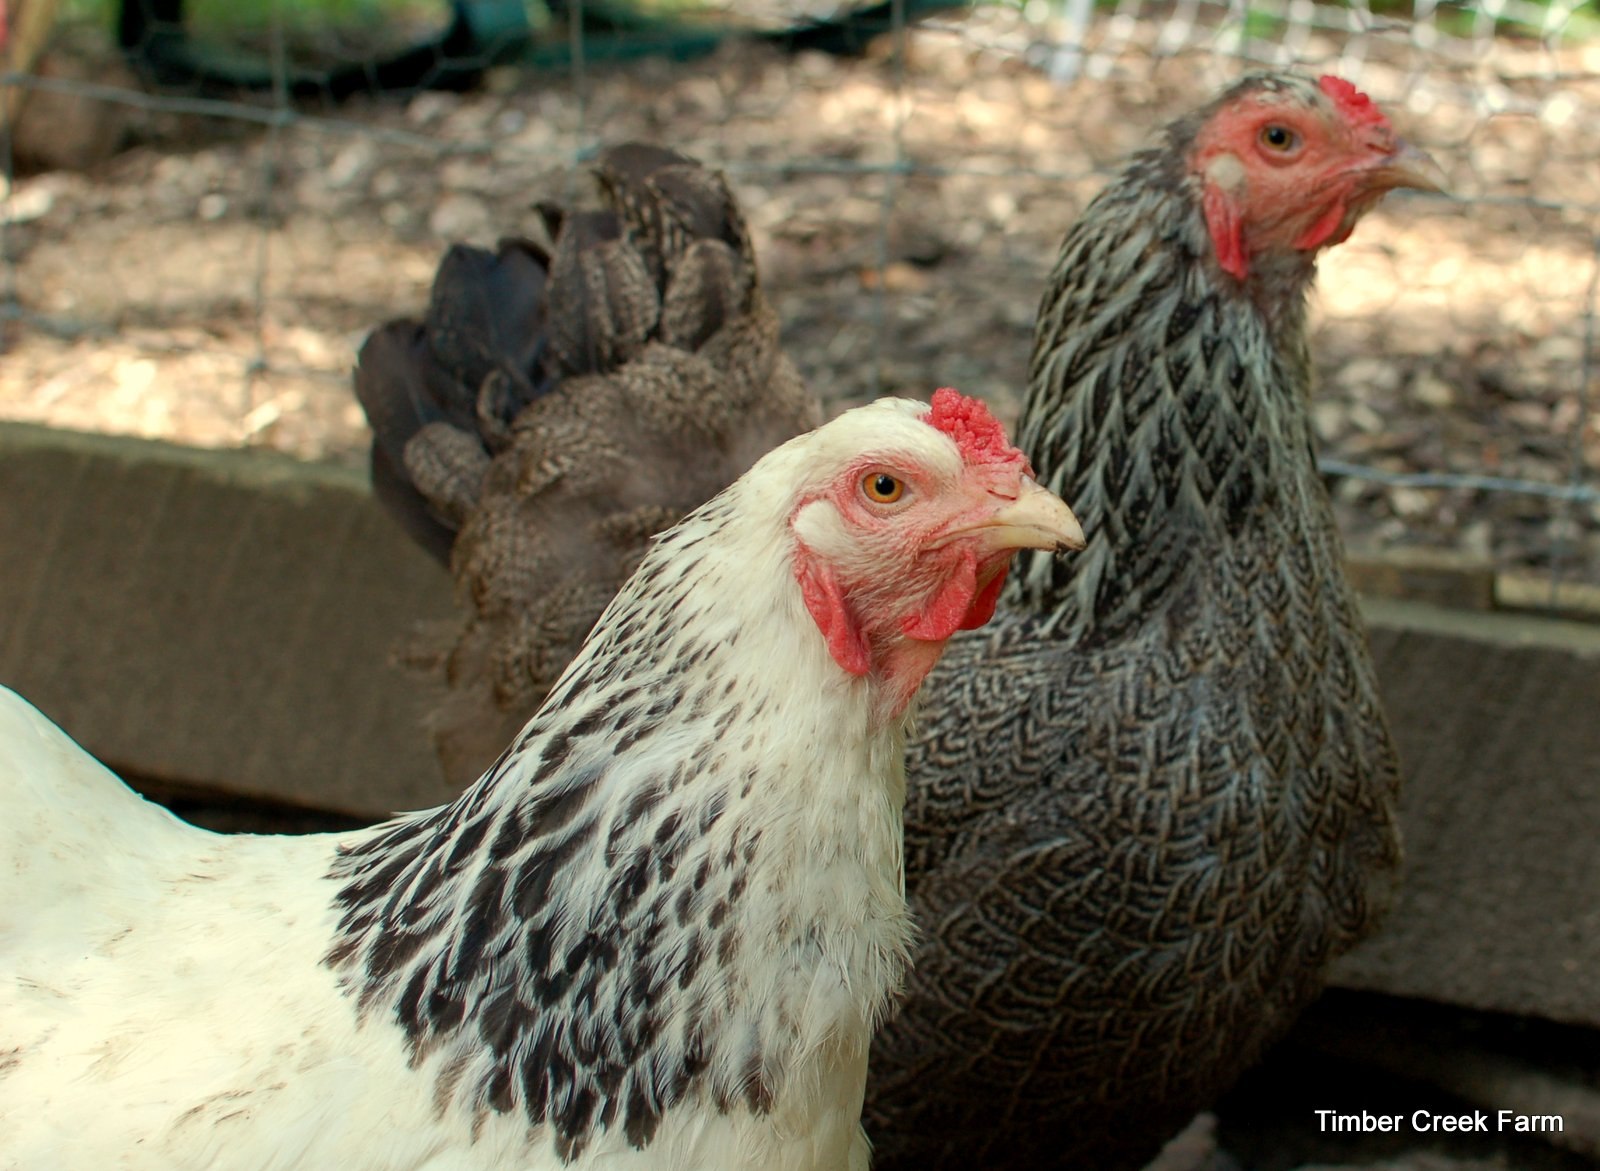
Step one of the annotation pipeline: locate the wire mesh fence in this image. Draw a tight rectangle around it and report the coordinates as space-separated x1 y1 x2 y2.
1 0 1596 605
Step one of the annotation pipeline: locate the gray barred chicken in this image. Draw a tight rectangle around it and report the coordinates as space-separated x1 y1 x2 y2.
862 72 1441 1170
354 143 819 785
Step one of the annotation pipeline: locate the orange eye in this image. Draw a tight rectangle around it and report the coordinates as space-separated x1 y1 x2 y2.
1259 123 1300 153
861 471 905 504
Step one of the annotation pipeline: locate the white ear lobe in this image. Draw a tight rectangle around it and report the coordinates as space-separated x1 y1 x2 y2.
791 498 847 559
1206 153 1246 192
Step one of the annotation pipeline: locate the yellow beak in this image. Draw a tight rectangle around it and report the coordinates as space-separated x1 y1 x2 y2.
972 476 1085 555
1370 138 1449 196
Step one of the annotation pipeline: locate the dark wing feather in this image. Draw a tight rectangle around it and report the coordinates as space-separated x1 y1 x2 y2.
353 238 557 565
353 143 820 785
424 237 552 421
353 319 462 564
543 209 658 378
368 439 456 566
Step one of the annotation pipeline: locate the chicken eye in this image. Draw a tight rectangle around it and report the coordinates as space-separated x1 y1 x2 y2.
1259 123 1299 153
861 472 906 504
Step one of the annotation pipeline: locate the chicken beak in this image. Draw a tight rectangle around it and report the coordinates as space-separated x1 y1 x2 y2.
973 477 1086 556
1368 138 1449 196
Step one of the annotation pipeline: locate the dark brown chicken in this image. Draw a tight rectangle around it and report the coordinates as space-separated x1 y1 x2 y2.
359 74 1439 1171
354 143 819 783
864 72 1439 1170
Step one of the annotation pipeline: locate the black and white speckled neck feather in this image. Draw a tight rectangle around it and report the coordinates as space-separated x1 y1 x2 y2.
1013 78 1322 639
326 484 906 1163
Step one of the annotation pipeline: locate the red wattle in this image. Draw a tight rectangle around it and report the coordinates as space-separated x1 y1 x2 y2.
795 551 871 676
1203 185 1248 280
960 563 1010 631
901 550 979 642
1293 201 1349 253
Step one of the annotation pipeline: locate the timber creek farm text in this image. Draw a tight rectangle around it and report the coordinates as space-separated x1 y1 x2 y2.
1316 1111 1564 1135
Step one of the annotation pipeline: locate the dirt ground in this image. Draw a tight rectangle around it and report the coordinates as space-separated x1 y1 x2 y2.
2 7 1599 599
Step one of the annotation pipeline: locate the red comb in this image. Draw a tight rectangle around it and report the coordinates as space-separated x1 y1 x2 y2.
925 388 1024 466
1317 75 1389 130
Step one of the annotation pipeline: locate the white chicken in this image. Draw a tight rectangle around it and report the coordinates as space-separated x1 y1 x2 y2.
0 390 1082 1171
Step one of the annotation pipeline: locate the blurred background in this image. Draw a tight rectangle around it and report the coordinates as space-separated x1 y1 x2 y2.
0 0 1596 607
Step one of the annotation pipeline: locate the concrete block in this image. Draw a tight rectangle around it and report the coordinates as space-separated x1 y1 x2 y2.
1332 598 1600 1027
0 422 458 816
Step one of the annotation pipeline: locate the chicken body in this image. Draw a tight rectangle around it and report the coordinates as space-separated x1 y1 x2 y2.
0 396 1081 1171
354 143 819 785
0 698 876 1171
864 73 1434 1170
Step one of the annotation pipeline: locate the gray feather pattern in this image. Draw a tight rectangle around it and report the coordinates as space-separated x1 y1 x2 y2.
864 73 1404 1171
